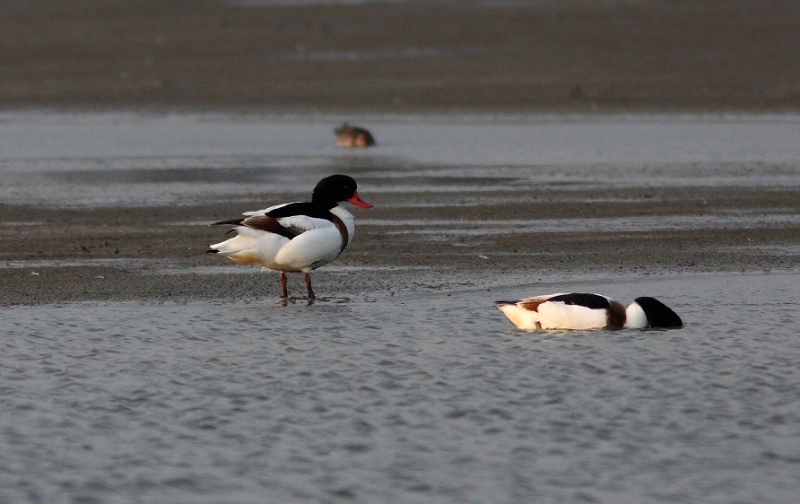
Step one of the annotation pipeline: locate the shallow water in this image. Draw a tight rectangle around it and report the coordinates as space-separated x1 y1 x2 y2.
2 111 799 207
2 272 800 503
1 111 800 502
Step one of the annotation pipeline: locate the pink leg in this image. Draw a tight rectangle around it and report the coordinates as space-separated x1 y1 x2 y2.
303 272 315 299
279 272 288 298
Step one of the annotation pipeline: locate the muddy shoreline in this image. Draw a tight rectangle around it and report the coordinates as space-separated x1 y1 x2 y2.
2 183 798 306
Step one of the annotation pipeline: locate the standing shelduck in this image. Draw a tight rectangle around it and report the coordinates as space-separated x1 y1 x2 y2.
496 293 683 330
207 174 372 299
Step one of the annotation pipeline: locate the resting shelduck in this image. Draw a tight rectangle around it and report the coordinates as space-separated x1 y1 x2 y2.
496 293 683 330
207 174 372 299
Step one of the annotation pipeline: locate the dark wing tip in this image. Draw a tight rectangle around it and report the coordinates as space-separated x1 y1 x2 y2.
209 218 243 227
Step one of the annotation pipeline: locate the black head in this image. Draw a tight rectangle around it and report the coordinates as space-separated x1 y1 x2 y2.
634 297 683 329
311 174 371 209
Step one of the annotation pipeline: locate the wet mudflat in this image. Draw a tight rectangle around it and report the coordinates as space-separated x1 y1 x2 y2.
1 111 799 503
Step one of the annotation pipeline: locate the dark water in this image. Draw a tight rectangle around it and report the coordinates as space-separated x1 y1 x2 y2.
2 272 800 503
1 112 800 502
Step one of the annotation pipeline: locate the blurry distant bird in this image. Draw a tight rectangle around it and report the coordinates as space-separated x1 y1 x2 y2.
496 293 683 331
335 123 375 147
207 174 372 299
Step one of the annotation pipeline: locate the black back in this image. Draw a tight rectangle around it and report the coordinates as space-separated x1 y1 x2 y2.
548 293 611 310
210 175 357 238
267 202 332 221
